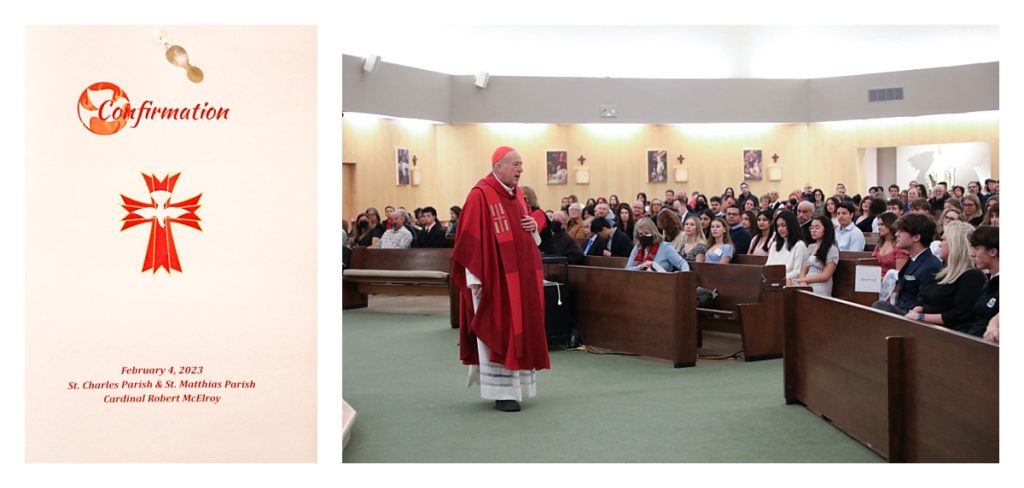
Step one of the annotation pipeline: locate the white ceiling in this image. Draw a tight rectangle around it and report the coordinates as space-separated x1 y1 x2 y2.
340 25 998 79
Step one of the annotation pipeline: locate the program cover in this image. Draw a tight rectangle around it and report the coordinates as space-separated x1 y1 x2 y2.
25 25 317 462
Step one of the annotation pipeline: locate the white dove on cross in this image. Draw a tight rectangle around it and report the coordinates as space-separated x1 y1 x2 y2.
134 190 188 227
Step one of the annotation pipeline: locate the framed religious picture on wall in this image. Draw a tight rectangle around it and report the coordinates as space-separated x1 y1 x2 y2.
396 148 410 185
546 150 568 184
744 149 763 181
647 149 668 183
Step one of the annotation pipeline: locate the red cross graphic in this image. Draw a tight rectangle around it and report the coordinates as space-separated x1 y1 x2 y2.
120 173 202 273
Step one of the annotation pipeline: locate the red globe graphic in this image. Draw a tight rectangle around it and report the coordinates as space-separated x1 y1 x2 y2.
77 82 131 135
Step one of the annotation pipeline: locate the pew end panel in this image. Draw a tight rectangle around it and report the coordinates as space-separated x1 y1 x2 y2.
787 291 998 462
566 265 698 367
832 256 882 307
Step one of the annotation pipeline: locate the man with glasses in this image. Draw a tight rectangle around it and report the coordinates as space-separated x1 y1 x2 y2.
726 205 752 255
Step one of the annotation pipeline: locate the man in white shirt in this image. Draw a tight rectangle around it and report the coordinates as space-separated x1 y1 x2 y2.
376 211 413 249
833 202 865 251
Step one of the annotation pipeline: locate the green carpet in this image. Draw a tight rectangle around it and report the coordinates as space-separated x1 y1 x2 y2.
342 308 882 463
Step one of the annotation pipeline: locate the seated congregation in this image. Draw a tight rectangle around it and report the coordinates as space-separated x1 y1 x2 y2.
346 178 999 344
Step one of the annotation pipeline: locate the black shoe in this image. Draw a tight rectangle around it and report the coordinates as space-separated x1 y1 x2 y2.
494 400 521 412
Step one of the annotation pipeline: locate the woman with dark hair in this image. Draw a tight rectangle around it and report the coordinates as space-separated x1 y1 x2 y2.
585 197 597 208
796 215 839 296
982 202 999 226
608 194 620 209
657 209 685 252
350 213 373 247
747 210 775 256
582 204 596 220
951 185 965 199
698 209 715 237
356 207 386 247
740 210 757 234
705 217 735 264
857 197 886 233
812 189 826 216
446 205 462 239
824 197 842 227
692 194 709 213
625 218 689 272
872 212 909 277
767 210 808 283
743 198 757 213
615 202 636 239
636 192 648 211
722 187 736 199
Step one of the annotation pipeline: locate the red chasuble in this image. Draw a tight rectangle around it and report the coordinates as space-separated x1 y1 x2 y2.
451 174 550 371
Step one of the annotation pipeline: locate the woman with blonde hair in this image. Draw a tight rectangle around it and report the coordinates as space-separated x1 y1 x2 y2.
680 215 708 262
625 218 689 272
905 220 986 328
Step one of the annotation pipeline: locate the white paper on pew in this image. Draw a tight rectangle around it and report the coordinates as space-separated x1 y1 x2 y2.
855 265 882 293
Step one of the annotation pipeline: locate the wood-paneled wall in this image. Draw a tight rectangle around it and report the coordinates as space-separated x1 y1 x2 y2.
342 113 999 221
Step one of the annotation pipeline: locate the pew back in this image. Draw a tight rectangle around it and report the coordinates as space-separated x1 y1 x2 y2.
689 262 786 360
344 248 459 326
785 291 998 462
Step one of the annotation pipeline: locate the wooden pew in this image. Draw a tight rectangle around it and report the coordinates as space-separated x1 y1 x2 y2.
343 248 460 326
738 251 881 307
833 252 881 307
732 254 767 265
557 263 698 367
689 262 787 361
784 290 998 462
864 232 879 252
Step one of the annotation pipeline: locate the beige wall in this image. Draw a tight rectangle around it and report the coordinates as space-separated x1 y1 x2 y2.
343 112 999 221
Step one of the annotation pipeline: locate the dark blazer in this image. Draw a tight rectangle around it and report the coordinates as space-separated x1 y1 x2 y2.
607 230 633 258
894 248 944 312
582 236 607 256
416 223 447 248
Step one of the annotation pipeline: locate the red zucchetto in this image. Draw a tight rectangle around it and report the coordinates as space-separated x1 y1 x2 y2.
491 146 515 164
